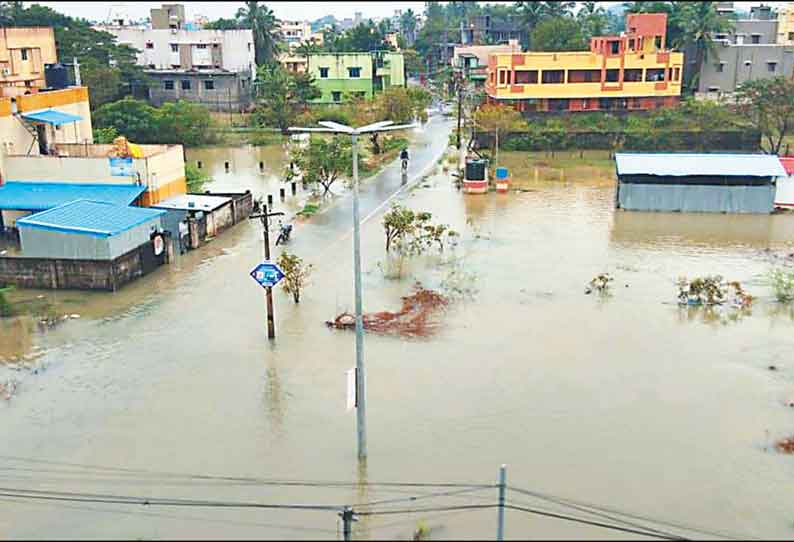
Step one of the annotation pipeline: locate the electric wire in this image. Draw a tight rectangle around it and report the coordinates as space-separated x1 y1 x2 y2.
504 504 688 540
508 485 759 541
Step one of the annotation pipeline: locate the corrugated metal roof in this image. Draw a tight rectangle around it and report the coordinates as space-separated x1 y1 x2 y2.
21 108 83 126
17 200 165 237
615 153 787 177
0 182 146 210
151 194 231 212
779 157 794 175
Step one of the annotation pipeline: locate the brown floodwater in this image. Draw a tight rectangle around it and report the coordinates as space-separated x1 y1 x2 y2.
2 123 794 539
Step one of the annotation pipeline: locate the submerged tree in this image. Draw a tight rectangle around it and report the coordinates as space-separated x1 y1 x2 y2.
276 251 312 303
473 104 525 168
290 136 354 195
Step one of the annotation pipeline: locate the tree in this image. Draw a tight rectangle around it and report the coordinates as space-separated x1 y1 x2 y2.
93 97 158 143
577 1 608 40
735 77 794 155
252 65 320 133
203 17 240 30
382 204 456 255
473 104 525 168
276 252 313 303
530 16 587 51
291 136 354 195
542 1 576 18
155 101 218 146
400 9 418 45
237 1 282 66
672 1 733 93
185 163 212 192
346 87 430 154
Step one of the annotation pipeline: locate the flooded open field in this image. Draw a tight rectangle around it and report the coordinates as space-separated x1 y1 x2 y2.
2 122 794 539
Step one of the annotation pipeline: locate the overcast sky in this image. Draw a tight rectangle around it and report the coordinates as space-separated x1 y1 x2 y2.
29 1 792 23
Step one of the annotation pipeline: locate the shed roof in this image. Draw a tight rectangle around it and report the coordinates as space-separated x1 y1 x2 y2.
0 182 145 210
150 193 231 212
16 200 165 237
21 108 83 126
615 153 787 177
779 156 794 175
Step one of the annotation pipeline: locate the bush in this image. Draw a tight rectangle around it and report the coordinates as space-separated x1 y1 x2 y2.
768 267 794 302
185 163 212 193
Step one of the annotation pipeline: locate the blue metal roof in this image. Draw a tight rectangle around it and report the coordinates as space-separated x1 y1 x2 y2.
21 108 83 126
17 200 165 237
0 182 146 210
615 153 787 177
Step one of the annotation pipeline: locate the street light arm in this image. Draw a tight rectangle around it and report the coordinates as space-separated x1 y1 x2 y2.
317 121 356 133
358 123 418 134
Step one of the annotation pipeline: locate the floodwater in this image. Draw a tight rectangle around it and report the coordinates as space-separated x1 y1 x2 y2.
2 115 794 540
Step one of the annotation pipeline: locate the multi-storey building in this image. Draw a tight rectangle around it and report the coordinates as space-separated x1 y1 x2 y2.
695 3 794 98
99 5 255 111
307 52 405 103
0 28 57 97
485 13 684 113
460 15 527 47
452 40 521 88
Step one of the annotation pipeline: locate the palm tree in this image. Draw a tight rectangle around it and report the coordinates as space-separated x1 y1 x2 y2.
542 1 576 18
237 1 282 67
400 9 417 45
672 1 733 93
578 2 607 39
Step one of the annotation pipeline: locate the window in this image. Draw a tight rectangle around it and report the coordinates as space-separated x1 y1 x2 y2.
164 80 174 90
744 60 752 66
146 42 154 49
248 43 252 51
332 91 341 102
204 80 215 90
170 44 178 53
714 33 727 41
489 71 495 83
673 67 680 81
628 38 635 51
513 70 538 84
624 68 643 82
541 70 564 84
605 69 619 83
654 36 662 49
347 67 361 78
498 70 506 84
354 91 366 99
789 32 794 41
768 61 777 72
568 69 601 83
708 86 720 92
181 79 191 90
610 41 620 54
716 62 725 72
148 63 156 69
645 68 665 81
196 43 208 49
20 48 28 60
319 67 329 78
751 34 761 44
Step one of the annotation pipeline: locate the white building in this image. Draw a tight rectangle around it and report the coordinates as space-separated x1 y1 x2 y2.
104 28 254 74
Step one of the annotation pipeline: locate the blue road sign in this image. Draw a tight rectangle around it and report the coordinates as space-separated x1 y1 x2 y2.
250 261 285 288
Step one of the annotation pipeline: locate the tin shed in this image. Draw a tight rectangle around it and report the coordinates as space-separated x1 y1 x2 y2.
16 200 165 260
615 153 785 214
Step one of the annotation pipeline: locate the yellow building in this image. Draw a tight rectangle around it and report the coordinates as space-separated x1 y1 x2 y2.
486 13 684 113
0 27 58 97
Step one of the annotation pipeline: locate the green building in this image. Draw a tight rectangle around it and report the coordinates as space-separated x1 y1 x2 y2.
308 52 405 104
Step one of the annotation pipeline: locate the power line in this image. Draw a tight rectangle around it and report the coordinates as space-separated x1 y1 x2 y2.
357 504 497 516
504 504 688 540
507 485 758 541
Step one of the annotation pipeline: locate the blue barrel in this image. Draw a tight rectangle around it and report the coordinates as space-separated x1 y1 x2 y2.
495 167 509 180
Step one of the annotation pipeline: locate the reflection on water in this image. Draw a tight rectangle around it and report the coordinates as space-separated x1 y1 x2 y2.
3 138 794 539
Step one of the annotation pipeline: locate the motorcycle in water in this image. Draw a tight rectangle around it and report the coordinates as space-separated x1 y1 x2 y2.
275 223 293 246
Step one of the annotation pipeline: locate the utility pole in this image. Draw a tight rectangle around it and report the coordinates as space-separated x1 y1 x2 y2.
249 204 284 339
288 119 416 461
340 506 356 541
351 132 367 460
456 73 463 150
497 464 507 541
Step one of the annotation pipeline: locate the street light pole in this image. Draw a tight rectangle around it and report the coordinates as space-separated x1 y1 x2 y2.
350 132 367 459
288 119 417 460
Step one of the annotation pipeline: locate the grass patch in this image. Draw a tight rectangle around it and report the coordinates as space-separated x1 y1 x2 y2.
496 150 615 189
297 203 320 217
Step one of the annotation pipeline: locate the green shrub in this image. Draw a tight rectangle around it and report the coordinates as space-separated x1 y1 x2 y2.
769 267 794 302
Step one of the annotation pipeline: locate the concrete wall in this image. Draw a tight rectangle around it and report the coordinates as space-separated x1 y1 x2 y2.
5 144 185 206
697 44 794 93
310 53 374 103
107 28 254 73
0 238 166 291
145 71 252 111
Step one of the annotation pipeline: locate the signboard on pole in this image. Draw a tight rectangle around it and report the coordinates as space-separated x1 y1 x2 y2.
346 368 356 412
249 261 285 289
